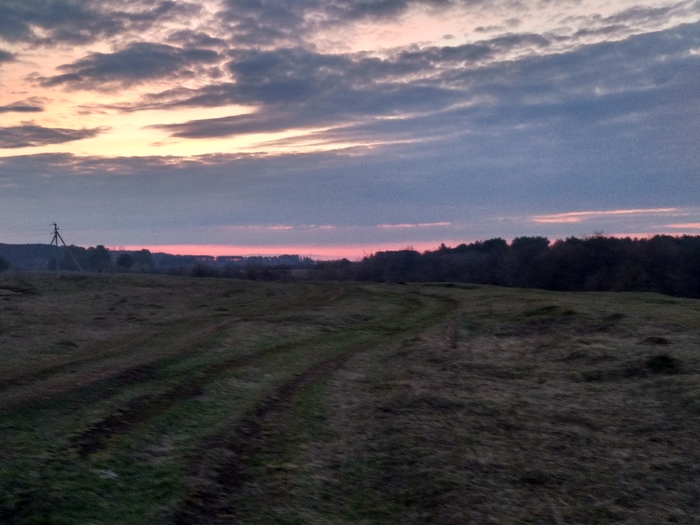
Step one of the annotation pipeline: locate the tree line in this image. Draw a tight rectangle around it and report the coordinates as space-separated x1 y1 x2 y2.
0 243 313 276
316 235 700 298
3 235 700 299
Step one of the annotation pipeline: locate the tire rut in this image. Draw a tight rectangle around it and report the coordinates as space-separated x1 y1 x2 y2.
69 286 416 456
173 343 369 525
0 318 230 394
173 291 459 525
0 320 236 414
69 338 318 457
0 283 344 394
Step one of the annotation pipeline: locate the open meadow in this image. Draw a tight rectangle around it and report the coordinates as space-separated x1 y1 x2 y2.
1 274 699 524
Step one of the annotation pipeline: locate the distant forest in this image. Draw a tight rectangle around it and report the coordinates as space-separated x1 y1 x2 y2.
318 235 700 299
3 235 700 299
0 243 313 276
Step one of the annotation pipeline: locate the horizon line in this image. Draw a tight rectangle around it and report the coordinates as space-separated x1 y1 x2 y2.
112 231 697 260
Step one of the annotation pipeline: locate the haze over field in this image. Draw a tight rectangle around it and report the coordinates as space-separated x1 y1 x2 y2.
0 0 699 257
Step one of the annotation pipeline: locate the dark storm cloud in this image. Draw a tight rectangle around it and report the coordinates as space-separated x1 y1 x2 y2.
0 125 106 149
40 43 221 89
0 0 199 45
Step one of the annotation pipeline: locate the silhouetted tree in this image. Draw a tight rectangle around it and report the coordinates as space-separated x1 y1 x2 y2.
88 245 112 273
132 249 155 269
116 253 134 270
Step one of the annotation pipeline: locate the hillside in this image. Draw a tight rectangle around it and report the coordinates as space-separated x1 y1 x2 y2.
1 275 699 524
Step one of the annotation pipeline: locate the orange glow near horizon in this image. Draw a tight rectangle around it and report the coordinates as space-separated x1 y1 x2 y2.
112 229 700 261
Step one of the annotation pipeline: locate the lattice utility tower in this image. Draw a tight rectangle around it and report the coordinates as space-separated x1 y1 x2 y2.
51 223 84 277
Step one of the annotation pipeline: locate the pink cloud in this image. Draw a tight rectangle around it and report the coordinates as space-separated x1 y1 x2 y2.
376 222 452 229
224 224 336 231
531 208 679 224
667 223 700 229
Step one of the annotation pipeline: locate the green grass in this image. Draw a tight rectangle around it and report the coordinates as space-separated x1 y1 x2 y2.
1 275 699 523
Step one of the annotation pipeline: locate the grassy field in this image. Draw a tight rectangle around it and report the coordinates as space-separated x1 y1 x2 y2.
1 274 699 524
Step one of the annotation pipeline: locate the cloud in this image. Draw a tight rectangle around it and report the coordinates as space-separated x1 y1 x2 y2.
142 19 700 152
0 0 200 45
0 125 107 149
563 0 698 42
225 224 337 231
215 0 691 49
146 33 549 137
605 3 682 25
147 42 464 138
40 42 221 89
0 99 44 113
377 222 452 229
151 109 329 139
166 30 229 49
667 223 700 229
0 106 43 114
531 208 680 224
0 139 698 249
218 0 480 46
0 49 14 63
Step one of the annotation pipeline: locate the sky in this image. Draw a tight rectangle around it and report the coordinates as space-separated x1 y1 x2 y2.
0 0 699 259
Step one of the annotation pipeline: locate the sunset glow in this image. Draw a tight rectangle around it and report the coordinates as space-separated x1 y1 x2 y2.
116 241 462 260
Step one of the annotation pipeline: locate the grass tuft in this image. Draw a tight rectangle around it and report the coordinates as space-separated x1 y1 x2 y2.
644 353 681 374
